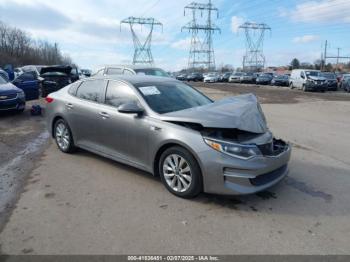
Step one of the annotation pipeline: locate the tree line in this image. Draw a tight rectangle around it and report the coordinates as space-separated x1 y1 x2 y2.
0 21 72 67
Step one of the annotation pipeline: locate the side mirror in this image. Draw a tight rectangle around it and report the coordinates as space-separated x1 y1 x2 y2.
301 74 305 79
118 102 144 115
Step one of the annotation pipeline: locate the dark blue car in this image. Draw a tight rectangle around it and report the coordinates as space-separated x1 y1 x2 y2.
12 72 40 100
0 76 26 112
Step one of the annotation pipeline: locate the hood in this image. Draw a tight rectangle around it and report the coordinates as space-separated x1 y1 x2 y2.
41 66 72 75
161 94 268 134
0 82 22 94
308 76 326 81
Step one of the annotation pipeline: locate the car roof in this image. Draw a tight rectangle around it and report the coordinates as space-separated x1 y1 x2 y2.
91 75 178 85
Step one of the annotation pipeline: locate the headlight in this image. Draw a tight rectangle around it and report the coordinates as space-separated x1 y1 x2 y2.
17 91 25 99
204 138 262 160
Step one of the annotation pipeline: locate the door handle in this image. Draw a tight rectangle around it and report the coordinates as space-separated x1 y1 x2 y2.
99 112 110 119
66 103 74 109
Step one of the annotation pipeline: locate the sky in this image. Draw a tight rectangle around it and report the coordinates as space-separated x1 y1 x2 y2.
0 0 349 71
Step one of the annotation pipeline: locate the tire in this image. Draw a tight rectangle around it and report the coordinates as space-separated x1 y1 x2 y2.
289 82 294 89
54 119 76 153
302 84 306 92
159 146 202 199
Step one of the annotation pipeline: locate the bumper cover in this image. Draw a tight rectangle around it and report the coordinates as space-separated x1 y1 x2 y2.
198 142 292 195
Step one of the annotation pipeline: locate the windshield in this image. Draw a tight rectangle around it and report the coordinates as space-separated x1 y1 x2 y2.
320 73 336 79
306 71 319 77
134 81 212 114
276 75 288 79
134 68 169 77
0 76 7 84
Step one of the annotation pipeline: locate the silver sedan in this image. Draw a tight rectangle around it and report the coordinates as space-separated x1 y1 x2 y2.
45 75 291 198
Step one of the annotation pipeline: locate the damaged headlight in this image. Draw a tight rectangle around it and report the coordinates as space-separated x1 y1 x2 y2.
204 138 262 160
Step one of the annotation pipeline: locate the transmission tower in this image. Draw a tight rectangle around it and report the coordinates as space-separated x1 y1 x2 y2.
121 17 163 65
182 0 220 71
239 22 271 71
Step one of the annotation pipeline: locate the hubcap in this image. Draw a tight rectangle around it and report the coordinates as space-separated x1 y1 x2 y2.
163 154 192 193
55 123 70 151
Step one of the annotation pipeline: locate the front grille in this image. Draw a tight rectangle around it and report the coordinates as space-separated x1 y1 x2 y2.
250 165 288 186
0 103 17 110
0 93 17 100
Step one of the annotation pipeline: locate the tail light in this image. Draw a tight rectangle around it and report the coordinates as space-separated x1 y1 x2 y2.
45 97 54 103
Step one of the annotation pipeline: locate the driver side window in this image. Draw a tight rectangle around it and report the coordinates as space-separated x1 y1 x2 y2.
105 81 139 108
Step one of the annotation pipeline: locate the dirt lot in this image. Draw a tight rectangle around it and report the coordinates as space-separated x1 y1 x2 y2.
0 84 350 255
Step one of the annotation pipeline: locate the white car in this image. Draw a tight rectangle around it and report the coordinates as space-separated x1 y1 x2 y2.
204 73 219 83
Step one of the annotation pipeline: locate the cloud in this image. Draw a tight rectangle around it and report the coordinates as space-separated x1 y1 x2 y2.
293 35 319 44
231 16 244 33
170 38 191 50
281 0 350 24
0 1 71 30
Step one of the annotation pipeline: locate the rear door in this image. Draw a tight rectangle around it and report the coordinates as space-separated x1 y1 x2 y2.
12 73 39 100
66 79 108 151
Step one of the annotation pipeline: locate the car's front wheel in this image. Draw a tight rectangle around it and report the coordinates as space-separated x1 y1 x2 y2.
54 119 76 153
159 146 202 199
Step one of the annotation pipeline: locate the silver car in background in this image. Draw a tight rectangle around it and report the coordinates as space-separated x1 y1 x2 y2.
93 65 169 78
45 76 291 198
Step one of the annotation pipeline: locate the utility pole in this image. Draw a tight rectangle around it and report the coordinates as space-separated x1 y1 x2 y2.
182 0 221 72
323 40 350 71
121 17 163 65
239 22 271 72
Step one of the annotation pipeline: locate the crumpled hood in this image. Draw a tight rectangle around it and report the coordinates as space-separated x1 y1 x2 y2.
0 82 21 94
308 76 326 81
161 94 268 134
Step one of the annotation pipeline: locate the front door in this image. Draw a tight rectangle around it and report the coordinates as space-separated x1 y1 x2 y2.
98 80 150 169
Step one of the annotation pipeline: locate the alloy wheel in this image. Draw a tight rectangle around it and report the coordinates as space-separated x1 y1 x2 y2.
163 154 192 193
55 123 70 151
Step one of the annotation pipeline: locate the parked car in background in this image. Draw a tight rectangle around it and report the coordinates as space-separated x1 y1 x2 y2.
14 68 24 78
0 69 9 82
176 74 188 81
3 64 15 81
41 66 73 97
204 73 219 83
94 65 169 78
342 77 350 92
70 67 81 83
12 72 40 100
219 72 232 82
22 65 46 80
271 75 290 86
320 72 337 91
256 73 273 85
229 72 244 83
338 73 350 89
46 75 291 198
289 70 327 92
0 75 26 113
81 69 92 77
240 72 255 83
187 73 204 82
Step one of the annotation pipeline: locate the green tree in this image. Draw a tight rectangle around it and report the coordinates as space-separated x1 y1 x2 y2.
291 58 300 69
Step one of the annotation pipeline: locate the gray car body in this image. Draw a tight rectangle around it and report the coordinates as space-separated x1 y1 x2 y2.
46 75 291 195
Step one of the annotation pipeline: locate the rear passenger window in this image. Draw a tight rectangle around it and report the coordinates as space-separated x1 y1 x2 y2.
68 81 82 96
105 81 139 108
76 80 105 102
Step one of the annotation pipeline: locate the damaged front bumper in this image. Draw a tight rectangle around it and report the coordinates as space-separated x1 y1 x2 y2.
197 139 292 195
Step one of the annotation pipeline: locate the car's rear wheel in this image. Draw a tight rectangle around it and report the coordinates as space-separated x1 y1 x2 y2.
159 146 202 199
54 119 76 153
